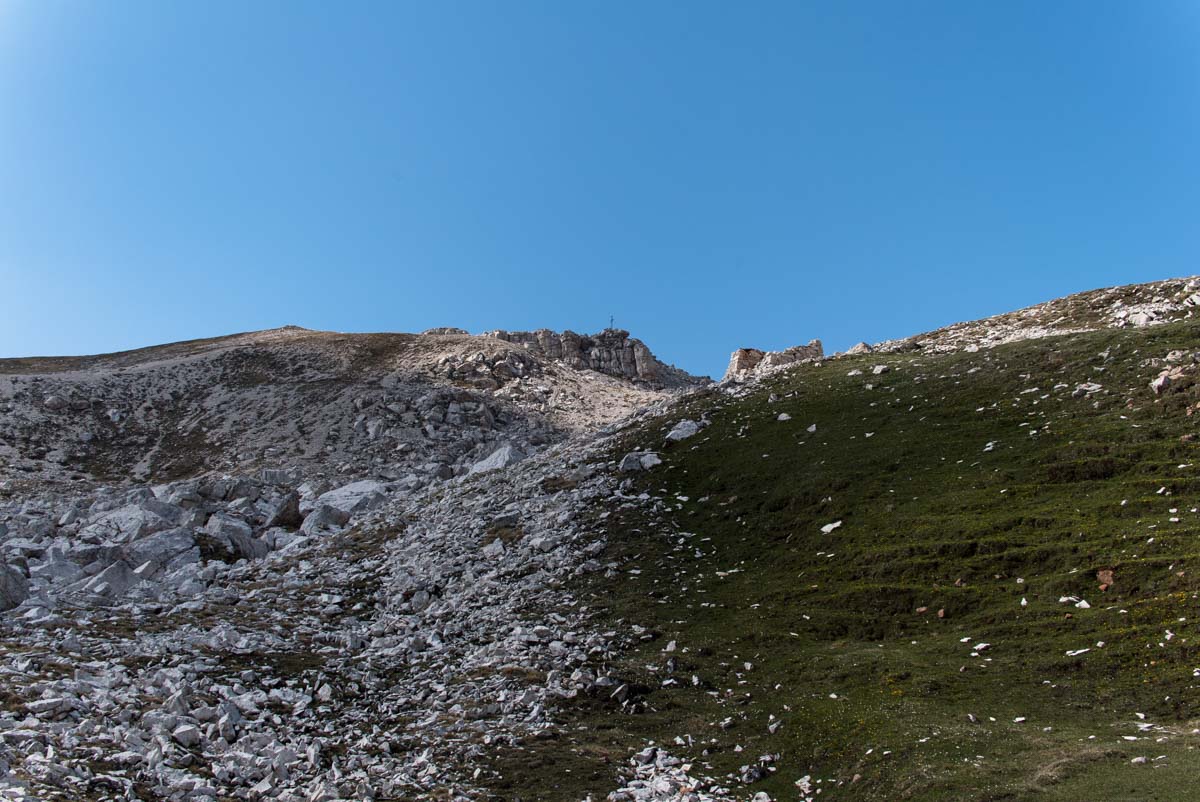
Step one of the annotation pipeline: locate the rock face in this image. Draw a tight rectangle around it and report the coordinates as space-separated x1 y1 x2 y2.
486 328 702 388
723 340 824 381
725 348 766 379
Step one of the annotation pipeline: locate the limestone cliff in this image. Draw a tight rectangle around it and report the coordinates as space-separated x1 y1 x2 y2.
485 328 705 388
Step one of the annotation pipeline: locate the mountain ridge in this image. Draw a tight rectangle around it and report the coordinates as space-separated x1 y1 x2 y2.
1 277 1199 801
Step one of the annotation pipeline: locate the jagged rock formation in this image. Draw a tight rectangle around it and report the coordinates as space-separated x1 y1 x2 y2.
722 339 824 381
486 328 703 388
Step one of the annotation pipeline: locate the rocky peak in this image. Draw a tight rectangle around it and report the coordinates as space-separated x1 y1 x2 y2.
485 327 705 388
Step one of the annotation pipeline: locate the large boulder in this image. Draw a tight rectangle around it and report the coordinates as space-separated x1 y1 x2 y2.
619 452 662 472
0 565 29 610
205 512 252 541
205 513 268 561
140 499 186 525
73 560 138 600
300 504 351 536
29 558 84 585
317 481 387 514
80 505 173 544
122 528 200 572
665 420 700 441
469 445 525 475
262 491 303 529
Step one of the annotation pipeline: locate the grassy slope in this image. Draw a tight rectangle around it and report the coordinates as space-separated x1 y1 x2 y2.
490 320 1200 801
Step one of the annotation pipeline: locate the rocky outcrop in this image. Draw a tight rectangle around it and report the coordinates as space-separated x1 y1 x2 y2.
726 348 768 378
485 328 703 388
723 339 824 381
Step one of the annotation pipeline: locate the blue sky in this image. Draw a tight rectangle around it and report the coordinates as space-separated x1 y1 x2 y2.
2 2 1199 378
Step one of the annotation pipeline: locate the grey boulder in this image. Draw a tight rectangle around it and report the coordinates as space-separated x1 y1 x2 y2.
300 504 351 536
317 481 387 514
80 505 173 544
469 444 525 475
123 528 200 572
619 452 662 472
665 420 700 441
0 564 29 610
205 513 269 560
263 491 303 529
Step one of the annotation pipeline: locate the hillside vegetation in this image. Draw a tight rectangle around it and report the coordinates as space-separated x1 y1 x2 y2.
495 318 1200 801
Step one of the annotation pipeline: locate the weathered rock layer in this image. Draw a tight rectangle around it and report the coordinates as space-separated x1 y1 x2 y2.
723 340 824 381
486 328 702 387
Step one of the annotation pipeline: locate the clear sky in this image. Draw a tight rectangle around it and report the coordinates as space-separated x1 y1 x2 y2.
3 2 1199 378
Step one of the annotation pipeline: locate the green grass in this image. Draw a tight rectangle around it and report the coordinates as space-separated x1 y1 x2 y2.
486 320 1200 801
